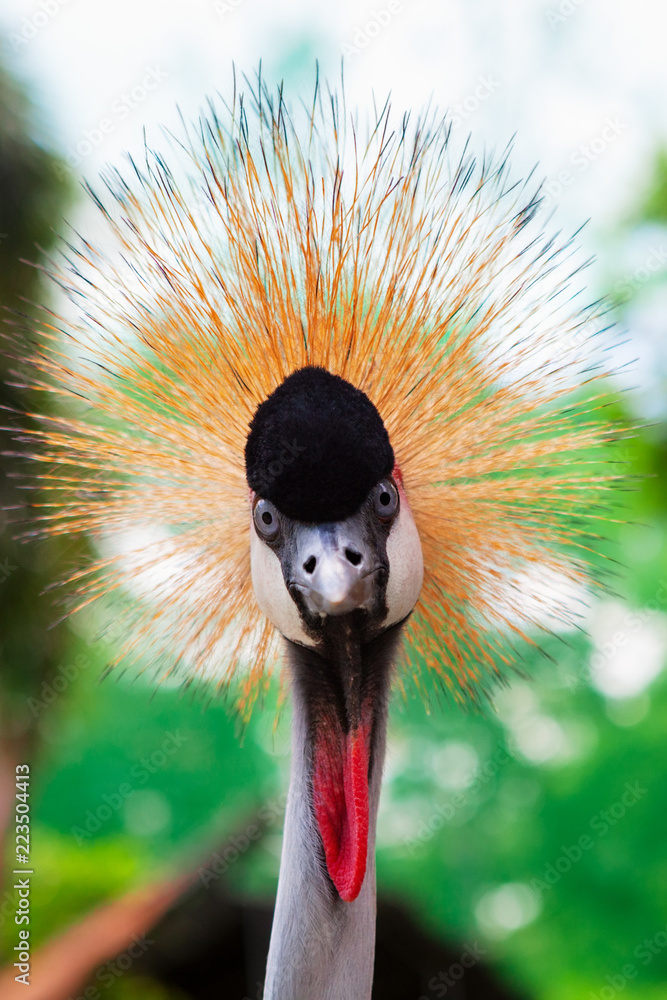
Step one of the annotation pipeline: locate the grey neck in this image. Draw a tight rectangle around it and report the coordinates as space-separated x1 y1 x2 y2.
263 644 391 1000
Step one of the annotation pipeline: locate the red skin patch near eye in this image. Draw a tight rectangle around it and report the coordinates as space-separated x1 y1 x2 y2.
312 718 371 903
392 462 404 489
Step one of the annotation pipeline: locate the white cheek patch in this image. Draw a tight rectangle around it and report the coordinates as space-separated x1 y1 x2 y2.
250 526 317 647
384 499 424 627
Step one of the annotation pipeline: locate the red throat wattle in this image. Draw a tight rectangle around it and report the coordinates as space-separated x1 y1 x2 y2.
312 714 372 902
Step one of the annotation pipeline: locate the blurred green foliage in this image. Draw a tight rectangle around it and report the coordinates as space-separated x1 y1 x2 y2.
640 150 667 225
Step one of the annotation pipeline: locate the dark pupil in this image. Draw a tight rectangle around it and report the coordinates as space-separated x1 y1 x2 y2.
380 491 391 506
261 510 273 525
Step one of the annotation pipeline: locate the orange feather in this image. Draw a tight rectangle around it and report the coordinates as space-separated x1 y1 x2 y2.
15 79 622 715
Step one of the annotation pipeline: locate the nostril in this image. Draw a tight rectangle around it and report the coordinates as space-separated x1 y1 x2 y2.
304 556 317 574
345 548 362 566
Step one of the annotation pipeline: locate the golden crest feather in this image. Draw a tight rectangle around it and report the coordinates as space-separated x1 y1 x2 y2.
15 77 620 714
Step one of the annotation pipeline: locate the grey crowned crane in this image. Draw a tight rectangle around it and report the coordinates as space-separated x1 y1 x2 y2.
16 77 618 999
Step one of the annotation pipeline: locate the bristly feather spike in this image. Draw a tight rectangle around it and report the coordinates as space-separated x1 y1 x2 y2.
10 76 624 715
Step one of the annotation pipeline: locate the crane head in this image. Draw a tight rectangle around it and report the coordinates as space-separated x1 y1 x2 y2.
245 366 423 649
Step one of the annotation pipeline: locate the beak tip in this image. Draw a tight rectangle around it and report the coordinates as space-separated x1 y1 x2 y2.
294 573 374 617
290 523 380 618
309 592 361 616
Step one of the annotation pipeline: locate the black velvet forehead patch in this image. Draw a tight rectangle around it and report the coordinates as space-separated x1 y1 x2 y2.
244 366 394 523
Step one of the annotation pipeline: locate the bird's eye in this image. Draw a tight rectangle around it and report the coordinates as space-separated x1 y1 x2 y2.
253 498 281 541
373 478 399 521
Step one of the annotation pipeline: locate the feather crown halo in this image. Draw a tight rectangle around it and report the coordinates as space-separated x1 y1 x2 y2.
17 76 621 715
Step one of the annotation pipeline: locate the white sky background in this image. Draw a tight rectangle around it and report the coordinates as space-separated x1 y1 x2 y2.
1 0 666 406
2 0 665 225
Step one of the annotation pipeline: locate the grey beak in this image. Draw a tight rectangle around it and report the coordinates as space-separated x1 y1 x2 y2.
290 522 379 616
